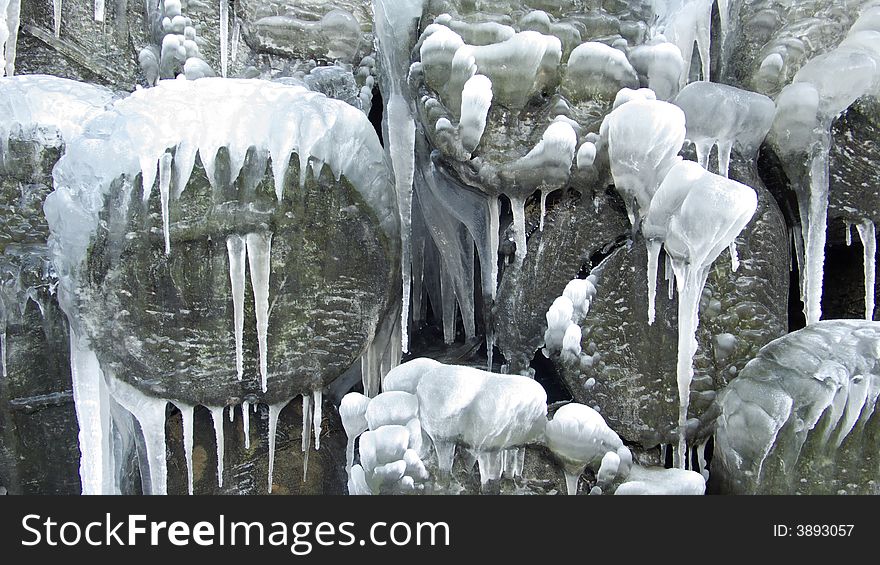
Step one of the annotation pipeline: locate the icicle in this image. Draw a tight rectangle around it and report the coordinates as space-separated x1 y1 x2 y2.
209 406 225 489
241 400 250 450
672 265 710 469
646 239 662 325
158 152 172 255
179 404 195 495
846 222 853 246
94 0 104 22
219 0 229 78
230 14 241 65
228 404 235 422
666 253 675 300
267 402 282 493
226 234 246 381
696 440 708 480
802 153 830 324
3 0 21 76
509 196 528 263
53 0 61 38
0 328 6 378
301 394 312 481
539 189 548 231
69 330 113 494
246 232 272 392
312 389 322 450
857 219 876 321
729 241 740 272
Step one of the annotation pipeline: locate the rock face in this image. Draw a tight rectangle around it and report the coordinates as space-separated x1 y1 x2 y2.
713 320 880 495
0 136 79 494
80 157 394 407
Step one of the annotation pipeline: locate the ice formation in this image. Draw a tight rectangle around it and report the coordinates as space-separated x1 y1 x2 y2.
714 321 880 494
614 465 706 495
769 7 880 324
543 277 598 366
674 81 776 177
856 220 876 321
642 160 757 466
1 0 21 77
562 42 639 101
544 403 627 495
627 40 685 100
651 0 716 86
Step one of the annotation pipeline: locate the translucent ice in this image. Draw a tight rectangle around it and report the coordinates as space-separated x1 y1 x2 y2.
246 232 272 393
856 220 876 320
562 42 639 101
643 160 756 465
225 234 246 381
1 0 21 77
459 74 493 155
627 40 684 100
208 406 225 488
674 81 775 177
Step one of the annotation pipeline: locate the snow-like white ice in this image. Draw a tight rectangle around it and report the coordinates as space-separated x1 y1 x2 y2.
614 465 706 495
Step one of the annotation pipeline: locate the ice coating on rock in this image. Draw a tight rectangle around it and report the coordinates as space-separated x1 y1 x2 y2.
714 321 880 494
563 42 639 101
643 160 757 466
545 403 623 495
416 366 547 477
614 465 706 495
627 41 684 100
1 0 21 77
544 296 574 353
601 97 686 226
366 391 419 430
674 82 775 177
0 75 114 158
856 220 876 321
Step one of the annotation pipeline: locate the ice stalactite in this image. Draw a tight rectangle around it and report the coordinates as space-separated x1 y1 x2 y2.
158 152 172 255
312 389 323 451
846 222 853 246
226 235 246 381
340 392 370 477
857 219 876 320
94 0 104 23
53 0 61 38
230 12 241 67
0 327 6 377
219 0 228 78
769 8 880 324
1 0 21 77
642 161 757 467
69 330 113 495
241 400 250 450
267 401 282 493
246 232 272 393
651 0 714 86
105 373 168 495
301 393 312 481
209 406 225 489
178 403 195 495
373 0 423 354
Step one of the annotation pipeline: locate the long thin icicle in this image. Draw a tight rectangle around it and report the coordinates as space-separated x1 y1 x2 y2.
209 406 225 489
1 328 6 377
246 232 272 392
69 330 112 494
301 393 312 482
857 219 876 321
179 404 195 495
219 0 229 78
3 0 21 76
158 152 172 255
53 0 61 37
312 389 322 450
226 234 246 381
241 400 250 450
267 402 282 493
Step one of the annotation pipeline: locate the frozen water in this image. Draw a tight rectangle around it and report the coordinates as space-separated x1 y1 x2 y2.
1 0 21 77
178 404 195 495
246 232 272 393
614 465 705 495
643 160 757 466
366 391 419 430
545 403 623 495
674 82 775 177
627 40 684 100
563 42 639 101
225 235 246 381
219 0 228 78
856 220 876 320
209 406 225 488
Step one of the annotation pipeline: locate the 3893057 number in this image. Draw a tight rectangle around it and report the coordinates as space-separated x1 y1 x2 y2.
796 524 854 537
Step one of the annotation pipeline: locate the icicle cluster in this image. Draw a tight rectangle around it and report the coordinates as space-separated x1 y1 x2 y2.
769 6 880 325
